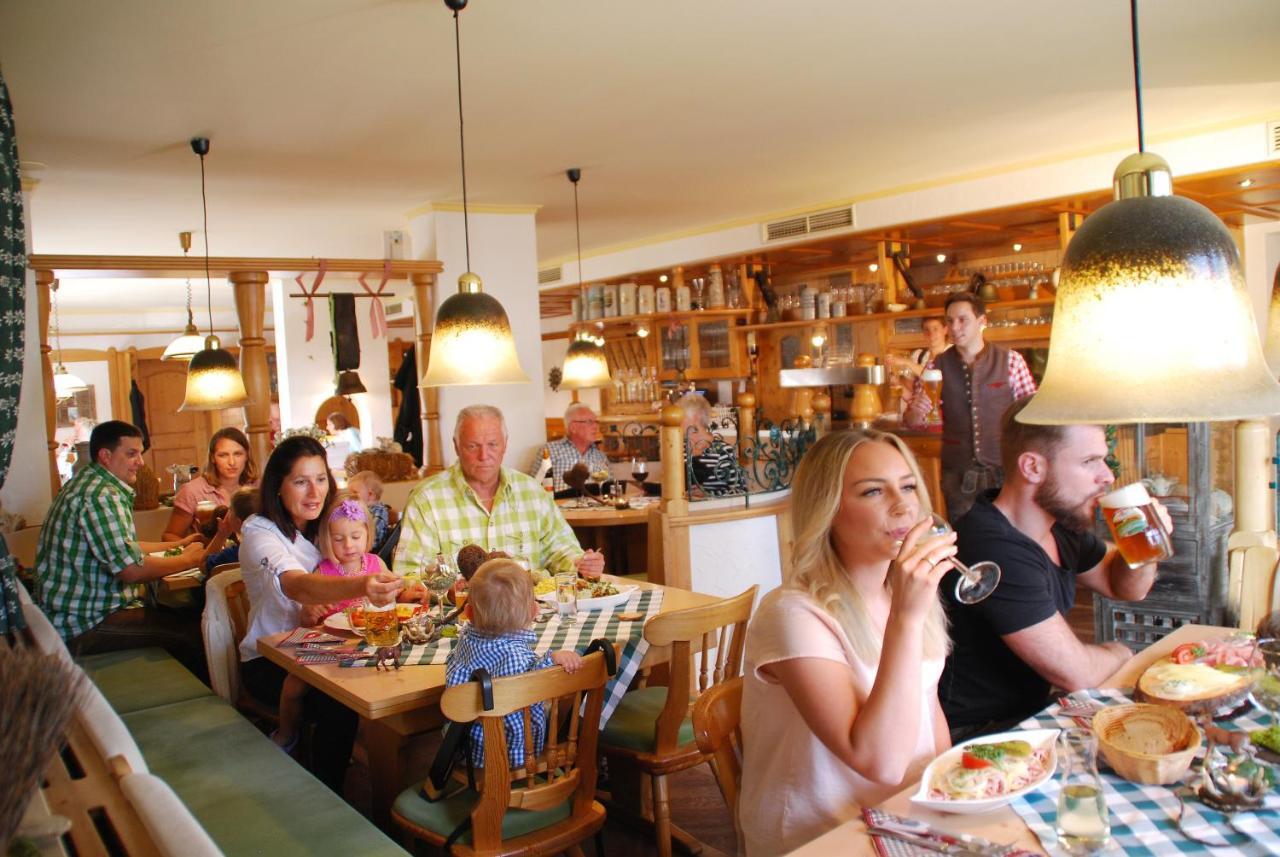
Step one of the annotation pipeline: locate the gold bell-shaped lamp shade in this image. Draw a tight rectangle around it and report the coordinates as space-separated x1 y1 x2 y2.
180 335 249 411
1264 264 1280 377
1018 152 1280 425
161 320 206 362
560 334 611 390
336 370 367 396
53 365 89 401
421 272 529 387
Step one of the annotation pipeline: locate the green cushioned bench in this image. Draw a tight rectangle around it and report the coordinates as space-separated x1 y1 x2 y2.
79 648 408 857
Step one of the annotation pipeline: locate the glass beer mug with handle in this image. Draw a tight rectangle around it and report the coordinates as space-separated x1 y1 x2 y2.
924 513 1001 604
1098 483 1173 569
362 598 401 648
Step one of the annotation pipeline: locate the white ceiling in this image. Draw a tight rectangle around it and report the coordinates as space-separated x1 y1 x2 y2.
4 0 1280 298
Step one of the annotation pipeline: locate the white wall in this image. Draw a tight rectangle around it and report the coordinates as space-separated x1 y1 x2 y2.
409 208 547 469
62 360 113 423
271 276 398 447
688 514 783 600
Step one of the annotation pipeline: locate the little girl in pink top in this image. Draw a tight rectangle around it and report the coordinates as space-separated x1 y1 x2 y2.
314 495 388 617
739 430 957 855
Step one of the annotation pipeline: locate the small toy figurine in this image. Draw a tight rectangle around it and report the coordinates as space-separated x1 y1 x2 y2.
374 646 401 672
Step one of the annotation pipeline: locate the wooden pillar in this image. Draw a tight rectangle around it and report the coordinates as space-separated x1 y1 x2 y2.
736 391 756 448
230 270 272 468
1058 212 1081 255
411 272 444 473
36 270 59 495
659 404 688 516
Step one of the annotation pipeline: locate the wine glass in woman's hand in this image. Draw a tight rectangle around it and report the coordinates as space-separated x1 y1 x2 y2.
924 514 1001 603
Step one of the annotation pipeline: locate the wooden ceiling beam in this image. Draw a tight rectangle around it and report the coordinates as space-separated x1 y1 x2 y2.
28 255 444 280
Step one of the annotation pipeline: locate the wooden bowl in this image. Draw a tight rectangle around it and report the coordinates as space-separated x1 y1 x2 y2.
1092 703 1201 785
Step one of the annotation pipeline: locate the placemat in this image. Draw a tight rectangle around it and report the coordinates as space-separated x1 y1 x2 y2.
340 588 664 724
1010 688 1280 855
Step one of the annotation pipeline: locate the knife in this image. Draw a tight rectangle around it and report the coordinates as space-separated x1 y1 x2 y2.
869 828 987 856
868 821 1014 857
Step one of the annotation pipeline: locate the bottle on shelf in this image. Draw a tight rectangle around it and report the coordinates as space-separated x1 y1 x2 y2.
637 284 655 314
707 264 725 309
656 286 672 313
675 283 692 312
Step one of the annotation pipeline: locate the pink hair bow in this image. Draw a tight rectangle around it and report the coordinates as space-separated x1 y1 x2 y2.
330 499 366 522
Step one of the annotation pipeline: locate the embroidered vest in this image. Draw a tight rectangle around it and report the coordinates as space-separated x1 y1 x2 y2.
937 343 1015 470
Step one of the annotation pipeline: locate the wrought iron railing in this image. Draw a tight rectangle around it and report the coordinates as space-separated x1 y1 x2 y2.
683 407 816 505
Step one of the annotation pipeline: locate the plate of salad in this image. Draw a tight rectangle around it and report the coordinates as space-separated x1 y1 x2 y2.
911 729 1059 814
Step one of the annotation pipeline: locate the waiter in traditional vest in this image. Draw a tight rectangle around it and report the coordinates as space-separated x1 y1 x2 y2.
904 293 1037 522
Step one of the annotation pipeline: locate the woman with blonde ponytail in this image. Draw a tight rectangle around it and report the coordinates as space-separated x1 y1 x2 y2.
739 430 956 855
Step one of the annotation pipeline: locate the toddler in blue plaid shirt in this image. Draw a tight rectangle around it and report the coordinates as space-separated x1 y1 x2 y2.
445 559 582 769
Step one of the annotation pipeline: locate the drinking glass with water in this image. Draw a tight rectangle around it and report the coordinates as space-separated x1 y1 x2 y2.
1055 728 1110 854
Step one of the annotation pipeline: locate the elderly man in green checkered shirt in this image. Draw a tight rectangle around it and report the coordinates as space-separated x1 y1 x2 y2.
396 405 605 578
36 421 210 680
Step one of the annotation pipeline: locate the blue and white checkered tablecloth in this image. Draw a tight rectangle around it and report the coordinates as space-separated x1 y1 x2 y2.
339 588 663 726
1011 688 1280 856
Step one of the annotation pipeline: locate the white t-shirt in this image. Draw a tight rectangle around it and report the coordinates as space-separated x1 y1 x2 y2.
739 587 944 856
237 514 322 662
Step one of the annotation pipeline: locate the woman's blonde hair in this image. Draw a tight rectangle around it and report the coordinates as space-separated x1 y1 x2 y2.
789 429 950 662
316 490 376 563
468 559 534 634
347 470 384 500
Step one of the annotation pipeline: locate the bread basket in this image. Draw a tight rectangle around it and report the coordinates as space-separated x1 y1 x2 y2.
1092 703 1201 785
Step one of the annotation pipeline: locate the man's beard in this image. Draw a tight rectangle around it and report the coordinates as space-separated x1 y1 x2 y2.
1035 473 1097 533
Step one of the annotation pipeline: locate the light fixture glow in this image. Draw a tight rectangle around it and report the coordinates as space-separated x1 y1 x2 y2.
636 323 649 338
420 0 526 388
936 254 947 264
1018 4 1280 425
1012 243 1023 252
558 168 611 390
810 331 827 348
868 263 879 273
180 138 249 411
1239 178 1254 188
48 280 88 402
658 274 669 283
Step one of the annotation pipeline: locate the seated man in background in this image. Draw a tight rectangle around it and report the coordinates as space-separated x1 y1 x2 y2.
939 397 1167 741
36 420 209 681
528 402 611 492
396 404 603 578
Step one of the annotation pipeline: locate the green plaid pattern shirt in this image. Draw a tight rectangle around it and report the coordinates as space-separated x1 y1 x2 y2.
36 463 145 639
395 463 583 575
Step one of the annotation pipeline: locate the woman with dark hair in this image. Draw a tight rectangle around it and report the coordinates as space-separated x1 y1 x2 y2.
237 436 401 792
164 427 259 540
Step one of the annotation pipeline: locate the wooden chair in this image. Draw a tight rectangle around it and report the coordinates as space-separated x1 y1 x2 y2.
392 650 612 856
201 568 277 723
692 676 743 849
598 585 757 857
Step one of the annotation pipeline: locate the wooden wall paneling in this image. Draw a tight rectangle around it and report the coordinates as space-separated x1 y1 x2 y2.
135 358 202 477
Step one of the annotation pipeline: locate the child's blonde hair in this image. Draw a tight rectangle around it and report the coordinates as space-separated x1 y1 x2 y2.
468 559 534 634
316 490 376 563
347 470 384 501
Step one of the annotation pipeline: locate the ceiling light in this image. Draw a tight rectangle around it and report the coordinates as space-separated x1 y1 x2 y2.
421 0 527 387
559 169 611 390
1019 0 1280 425
161 232 206 361
936 254 947 264
868 263 879 273
636 323 649 338
810 330 827 348
1012 243 1023 252
658 274 669 283
1238 178 1254 188
49 280 87 401
336 370 367 396
180 138 249 411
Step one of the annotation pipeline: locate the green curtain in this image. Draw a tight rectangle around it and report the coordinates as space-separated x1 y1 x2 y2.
0 72 28 636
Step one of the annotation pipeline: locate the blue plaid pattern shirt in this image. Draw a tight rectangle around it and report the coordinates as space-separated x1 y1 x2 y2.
445 627 555 769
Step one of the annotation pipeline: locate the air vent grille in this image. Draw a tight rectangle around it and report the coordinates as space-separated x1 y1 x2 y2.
762 205 856 242
1268 120 1280 157
537 266 562 285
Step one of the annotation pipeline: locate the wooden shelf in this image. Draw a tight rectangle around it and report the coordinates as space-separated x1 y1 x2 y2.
737 297 1056 333
573 308 751 330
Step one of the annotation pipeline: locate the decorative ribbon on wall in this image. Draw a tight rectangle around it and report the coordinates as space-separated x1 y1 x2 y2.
296 259 329 341
358 260 392 339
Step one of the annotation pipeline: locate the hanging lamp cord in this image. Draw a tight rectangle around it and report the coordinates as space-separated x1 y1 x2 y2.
1130 0 1144 153
198 151 214 334
184 247 194 327
452 8 471 272
573 175 585 308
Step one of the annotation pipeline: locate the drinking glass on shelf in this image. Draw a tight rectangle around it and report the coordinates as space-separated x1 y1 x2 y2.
555 571 578 626
1251 638 1280 724
925 513 1001 603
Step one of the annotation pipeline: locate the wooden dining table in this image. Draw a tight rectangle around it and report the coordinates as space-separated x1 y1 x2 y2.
257 576 718 829
786 623 1238 856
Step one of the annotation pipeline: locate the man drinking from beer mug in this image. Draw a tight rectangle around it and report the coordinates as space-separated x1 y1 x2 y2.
938 396 1171 742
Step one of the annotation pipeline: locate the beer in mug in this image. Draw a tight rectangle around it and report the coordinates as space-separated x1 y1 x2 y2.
1099 483 1172 568
921 368 943 424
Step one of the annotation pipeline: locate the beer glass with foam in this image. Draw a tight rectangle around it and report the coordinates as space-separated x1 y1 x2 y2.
921 368 943 424
1099 483 1173 568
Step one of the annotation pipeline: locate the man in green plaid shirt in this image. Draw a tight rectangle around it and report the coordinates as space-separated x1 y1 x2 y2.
36 421 209 680
396 405 605 578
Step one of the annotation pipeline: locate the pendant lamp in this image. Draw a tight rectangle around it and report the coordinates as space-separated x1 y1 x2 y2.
336 370 368 396
420 0 527 387
1017 0 1280 425
161 230 206 361
560 168 612 390
49 280 88 401
180 137 249 411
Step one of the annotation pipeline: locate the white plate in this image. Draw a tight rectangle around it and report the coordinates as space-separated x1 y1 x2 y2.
537 583 638 613
910 728 1059 814
322 612 365 636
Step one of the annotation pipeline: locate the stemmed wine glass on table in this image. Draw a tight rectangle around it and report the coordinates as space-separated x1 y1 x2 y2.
424 555 459 620
590 468 610 502
923 513 1001 604
1251 638 1280 726
630 457 648 496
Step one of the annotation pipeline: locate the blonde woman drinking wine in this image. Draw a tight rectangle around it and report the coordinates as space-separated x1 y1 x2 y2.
740 430 955 855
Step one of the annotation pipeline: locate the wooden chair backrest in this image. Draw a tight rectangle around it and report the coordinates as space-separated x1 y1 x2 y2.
692 676 743 820
643 585 756 754
439 650 611 852
224 578 251 647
